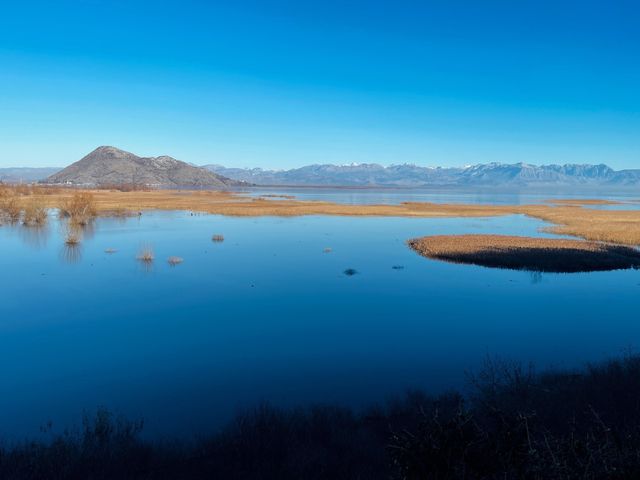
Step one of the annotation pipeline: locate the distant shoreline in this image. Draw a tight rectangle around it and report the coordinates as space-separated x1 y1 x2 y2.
2 185 640 246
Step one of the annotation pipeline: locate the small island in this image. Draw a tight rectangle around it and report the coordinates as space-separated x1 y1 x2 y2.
408 234 640 273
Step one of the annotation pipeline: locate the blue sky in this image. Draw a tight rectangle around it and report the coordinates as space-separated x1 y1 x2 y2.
0 0 638 169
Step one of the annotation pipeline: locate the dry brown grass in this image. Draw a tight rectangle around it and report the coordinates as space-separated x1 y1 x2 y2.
544 198 622 206
0 196 22 223
22 198 48 226
408 234 640 273
59 192 97 225
5 186 640 246
64 229 81 245
137 245 155 263
167 256 184 266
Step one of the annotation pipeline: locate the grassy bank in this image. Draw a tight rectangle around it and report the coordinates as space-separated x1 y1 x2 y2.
3 355 640 479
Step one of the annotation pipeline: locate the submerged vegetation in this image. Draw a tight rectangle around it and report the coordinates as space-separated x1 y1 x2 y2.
3 355 640 478
409 234 640 273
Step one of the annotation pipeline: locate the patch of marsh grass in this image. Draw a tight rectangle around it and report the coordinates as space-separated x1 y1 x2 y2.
167 256 184 266
64 229 81 245
59 192 97 225
1 196 22 223
22 199 48 226
137 245 155 263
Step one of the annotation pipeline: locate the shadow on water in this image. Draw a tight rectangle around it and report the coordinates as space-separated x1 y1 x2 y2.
3 354 640 479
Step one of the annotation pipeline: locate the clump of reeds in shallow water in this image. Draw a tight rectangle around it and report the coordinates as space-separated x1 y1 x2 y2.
343 268 358 276
104 248 117 254
64 229 81 245
59 192 96 226
22 198 48 226
211 234 224 242
323 247 332 253
0 195 22 223
137 245 155 263
167 256 183 266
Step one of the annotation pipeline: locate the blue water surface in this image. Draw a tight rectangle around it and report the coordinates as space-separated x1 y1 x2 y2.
1 208 639 440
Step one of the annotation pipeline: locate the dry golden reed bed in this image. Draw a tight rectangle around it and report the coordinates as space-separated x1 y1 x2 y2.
3 186 640 246
408 234 640 273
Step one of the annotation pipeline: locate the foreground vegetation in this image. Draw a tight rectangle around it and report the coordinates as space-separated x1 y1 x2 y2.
408 234 640 272
3 355 640 479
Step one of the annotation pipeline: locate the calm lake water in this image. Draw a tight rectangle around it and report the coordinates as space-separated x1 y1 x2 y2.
1 195 639 440
243 186 640 206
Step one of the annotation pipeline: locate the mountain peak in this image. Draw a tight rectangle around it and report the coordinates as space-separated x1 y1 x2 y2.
45 146 245 188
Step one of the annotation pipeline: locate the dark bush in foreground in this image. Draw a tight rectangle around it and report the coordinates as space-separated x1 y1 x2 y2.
3 355 640 479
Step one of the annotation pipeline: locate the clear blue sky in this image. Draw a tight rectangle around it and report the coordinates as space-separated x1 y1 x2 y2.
1 0 638 169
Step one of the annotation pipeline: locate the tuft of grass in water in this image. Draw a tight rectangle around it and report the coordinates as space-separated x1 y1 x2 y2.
0 194 22 223
22 198 48 226
65 230 81 245
59 192 97 226
343 268 358 276
104 248 117 254
167 256 184 266
211 234 224 242
137 245 155 263
323 247 332 253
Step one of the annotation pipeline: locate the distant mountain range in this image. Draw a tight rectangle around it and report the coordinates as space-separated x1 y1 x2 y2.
3 149 639 189
205 162 640 188
0 167 62 183
44 146 243 188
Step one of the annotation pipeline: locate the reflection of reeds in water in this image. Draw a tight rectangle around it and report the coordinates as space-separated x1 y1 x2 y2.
60 243 82 264
18 224 50 249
